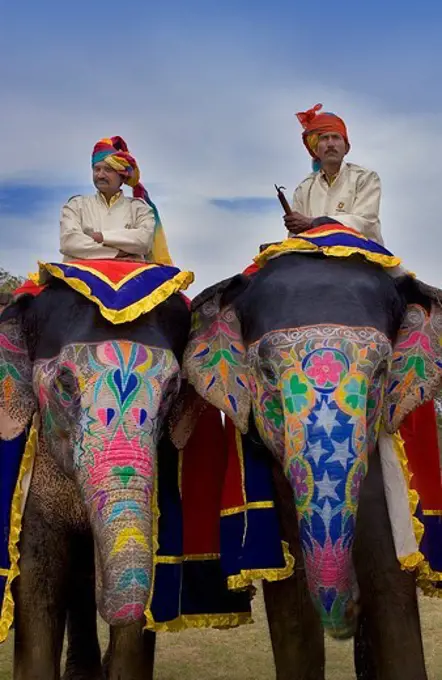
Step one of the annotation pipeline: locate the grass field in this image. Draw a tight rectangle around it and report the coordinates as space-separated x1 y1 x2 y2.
0 589 440 679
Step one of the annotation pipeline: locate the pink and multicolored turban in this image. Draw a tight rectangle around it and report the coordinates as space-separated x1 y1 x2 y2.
91 136 173 265
92 136 144 195
296 103 350 171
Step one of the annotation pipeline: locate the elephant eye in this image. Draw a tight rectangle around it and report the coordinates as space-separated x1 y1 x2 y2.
261 363 277 385
56 367 77 395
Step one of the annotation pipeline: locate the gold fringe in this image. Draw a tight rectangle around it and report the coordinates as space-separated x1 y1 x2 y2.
254 239 401 269
220 501 275 517
145 611 253 633
156 553 220 564
393 432 442 597
38 262 194 325
0 418 38 642
144 455 161 631
227 540 295 591
28 271 40 285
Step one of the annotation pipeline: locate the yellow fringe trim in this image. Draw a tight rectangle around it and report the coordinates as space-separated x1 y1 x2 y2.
156 553 220 564
254 239 401 269
392 432 442 597
0 419 38 643
144 454 161 631
38 262 194 325
220 501 274 517
227 539 295 591
145 611 253 633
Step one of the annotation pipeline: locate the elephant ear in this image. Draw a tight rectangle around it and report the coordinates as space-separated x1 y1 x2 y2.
183 275 251 433
384 278 442 433
0 297 36 439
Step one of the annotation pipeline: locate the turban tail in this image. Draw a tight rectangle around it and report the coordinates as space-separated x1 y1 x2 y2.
296 104 350 172
92 136 173 265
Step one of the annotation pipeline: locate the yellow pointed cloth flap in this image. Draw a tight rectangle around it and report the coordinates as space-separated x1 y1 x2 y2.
35 260 194 324
255 222 401 269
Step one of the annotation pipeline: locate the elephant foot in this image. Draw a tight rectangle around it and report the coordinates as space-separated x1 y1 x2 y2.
102 625 155 680
62 667 104 680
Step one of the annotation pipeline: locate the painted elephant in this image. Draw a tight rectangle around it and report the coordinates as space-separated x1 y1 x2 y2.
0 278 190 679
184 251 442 678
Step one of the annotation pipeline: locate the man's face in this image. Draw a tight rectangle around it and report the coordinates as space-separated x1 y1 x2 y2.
93 162 123 195
316 133 348 165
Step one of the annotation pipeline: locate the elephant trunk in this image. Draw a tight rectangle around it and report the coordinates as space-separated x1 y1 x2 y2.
74 426 156 627
281 361 370 638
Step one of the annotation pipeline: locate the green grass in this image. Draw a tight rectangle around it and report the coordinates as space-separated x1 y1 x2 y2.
0 590 440 679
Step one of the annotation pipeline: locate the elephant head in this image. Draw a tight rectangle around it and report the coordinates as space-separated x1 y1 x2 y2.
183 254 442 638
0 283 190 626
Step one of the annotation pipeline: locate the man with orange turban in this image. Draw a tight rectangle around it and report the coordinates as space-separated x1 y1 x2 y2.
284 104 383 244
59 136 173 264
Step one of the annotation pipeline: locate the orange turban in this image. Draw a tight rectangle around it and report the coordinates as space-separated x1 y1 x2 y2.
296 103 350 166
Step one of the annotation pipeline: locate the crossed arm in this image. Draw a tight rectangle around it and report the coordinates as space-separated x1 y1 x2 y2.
59 198 156 260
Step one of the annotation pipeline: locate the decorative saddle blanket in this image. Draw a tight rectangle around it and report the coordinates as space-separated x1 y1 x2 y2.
254 220 401 270
16 259 195 324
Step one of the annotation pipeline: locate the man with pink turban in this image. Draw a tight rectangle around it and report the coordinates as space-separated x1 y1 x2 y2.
284 104 383 244
59 136 172 264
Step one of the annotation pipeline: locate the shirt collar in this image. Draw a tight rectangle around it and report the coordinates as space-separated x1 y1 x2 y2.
98 190 122 207
320 162 347 186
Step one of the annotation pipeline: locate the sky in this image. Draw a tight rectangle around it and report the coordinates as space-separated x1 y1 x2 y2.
1 0 442 294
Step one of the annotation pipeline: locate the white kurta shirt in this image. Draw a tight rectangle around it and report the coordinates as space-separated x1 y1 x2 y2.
292 162 383 245
59 192 156 262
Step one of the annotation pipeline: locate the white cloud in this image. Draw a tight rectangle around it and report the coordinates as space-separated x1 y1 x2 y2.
1 64 442 292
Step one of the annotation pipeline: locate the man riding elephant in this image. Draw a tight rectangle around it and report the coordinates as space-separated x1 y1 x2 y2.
59 136 173 264
284 103 383 245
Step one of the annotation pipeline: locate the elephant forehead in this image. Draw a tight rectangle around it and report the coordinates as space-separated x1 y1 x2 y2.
247 325 392 365
33 342 180 401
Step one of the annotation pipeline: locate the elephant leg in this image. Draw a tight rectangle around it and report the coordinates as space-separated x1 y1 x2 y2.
263 460 325 680
63 531 103 680
102 623 156 680
13 493 68 680
353 611 377 680
353 448 428 680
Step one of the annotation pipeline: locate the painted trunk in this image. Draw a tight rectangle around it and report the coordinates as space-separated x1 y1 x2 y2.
249 326 391 638
36 340 180 627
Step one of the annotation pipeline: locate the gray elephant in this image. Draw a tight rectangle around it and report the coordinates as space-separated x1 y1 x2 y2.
183 241 442 679
0 272 192 679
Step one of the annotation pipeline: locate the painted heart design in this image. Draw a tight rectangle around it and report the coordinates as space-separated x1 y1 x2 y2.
112 465 136 487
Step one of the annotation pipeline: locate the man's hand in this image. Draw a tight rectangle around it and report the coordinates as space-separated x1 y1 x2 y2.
284 211 314 235
91 232 104 243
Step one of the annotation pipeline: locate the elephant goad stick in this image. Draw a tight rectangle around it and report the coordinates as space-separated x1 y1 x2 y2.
258 185 292 253
259 184 292 253
275 184 292 216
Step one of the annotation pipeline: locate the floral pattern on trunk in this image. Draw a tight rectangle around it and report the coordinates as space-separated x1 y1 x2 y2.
248 325 391 636
33 341 180 625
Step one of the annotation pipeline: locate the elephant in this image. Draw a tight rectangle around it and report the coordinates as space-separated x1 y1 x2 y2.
0 276 191 679
183 249 442 679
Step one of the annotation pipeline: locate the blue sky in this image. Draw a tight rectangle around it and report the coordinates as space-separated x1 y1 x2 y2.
1 0 442 290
